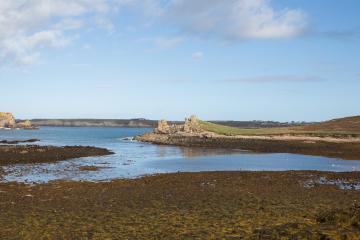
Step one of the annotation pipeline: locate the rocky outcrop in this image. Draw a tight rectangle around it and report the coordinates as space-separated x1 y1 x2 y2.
0 112 16 128
153 115 202 135
0 112 36 129
184 115 202 133
155 120 171 134
16 120 35 129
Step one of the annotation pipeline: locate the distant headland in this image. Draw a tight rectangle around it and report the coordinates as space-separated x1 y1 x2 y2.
136 115 360 160
27 117 310 128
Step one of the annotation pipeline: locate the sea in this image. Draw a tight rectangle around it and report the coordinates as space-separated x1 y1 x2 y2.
0 127 359 183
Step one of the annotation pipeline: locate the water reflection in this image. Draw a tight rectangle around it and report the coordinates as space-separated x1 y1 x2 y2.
152 144 244 159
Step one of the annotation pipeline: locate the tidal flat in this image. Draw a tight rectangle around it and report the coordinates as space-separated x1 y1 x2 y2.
0 171 359 239
0 144 114 165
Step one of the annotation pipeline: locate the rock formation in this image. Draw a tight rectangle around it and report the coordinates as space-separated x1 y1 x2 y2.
155 120 171 134
154 115 202 135
0 112 16 128
0 112 35 129
17 120 34 129
184 115 202 133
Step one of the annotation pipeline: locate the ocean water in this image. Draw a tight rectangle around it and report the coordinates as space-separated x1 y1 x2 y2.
0 127 359 183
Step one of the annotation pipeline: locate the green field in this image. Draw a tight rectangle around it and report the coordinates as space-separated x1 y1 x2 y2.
199 120 360 138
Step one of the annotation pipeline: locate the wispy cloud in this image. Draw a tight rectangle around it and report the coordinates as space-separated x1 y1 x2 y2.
305 27 360 40
154 36 184 48
192 51 203 61
225 75 326 83
161 0 308 40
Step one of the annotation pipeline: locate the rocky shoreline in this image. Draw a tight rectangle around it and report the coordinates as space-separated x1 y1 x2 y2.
136 116 360 160
136 132 360 160
0 171 359 239
0 112 36 129
0 145 113 165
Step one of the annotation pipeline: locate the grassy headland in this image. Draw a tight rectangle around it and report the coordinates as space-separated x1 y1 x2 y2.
199 116 360 138
136 116 360 159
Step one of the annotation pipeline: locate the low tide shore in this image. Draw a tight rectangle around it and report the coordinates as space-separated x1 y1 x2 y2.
136 133 360 160
0 144 113 165
0 171 359 239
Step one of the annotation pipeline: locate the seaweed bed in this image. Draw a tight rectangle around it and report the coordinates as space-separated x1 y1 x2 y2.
0 139 39 144
0 145 114 165
0 171 359 239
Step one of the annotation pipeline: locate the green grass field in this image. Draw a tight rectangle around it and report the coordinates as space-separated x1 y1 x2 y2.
199 120 293 136
199 120 360 138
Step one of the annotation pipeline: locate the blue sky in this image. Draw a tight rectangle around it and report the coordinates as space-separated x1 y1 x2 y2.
0 0 359 121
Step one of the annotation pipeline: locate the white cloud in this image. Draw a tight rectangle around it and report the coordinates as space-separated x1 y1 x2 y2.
0 0 111 66
161 0 307 40
226 75 325 83
154 36 184 48
192 51 203 61
0 0 308 66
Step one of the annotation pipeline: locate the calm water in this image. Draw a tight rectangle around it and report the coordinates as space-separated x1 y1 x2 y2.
0 127 359 183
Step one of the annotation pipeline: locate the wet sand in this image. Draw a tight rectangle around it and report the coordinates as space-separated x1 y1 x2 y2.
136 133 360 160
0 171 359 239
0 145 114 165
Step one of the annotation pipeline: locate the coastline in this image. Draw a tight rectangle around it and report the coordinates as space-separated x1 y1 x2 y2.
135 132 360 160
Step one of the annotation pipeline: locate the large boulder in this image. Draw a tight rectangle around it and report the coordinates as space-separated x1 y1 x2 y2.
155 120 171 134
0 112 16 128
183 115 202 133
17 120 34 129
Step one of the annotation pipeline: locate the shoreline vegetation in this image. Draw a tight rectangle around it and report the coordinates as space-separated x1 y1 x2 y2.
136 115 360 160
0 171 359 239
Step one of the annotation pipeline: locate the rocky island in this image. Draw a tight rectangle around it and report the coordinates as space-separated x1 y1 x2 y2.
136 115 360 160
0 112 36 129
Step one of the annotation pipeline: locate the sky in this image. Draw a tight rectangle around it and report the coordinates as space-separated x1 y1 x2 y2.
0 0 359 121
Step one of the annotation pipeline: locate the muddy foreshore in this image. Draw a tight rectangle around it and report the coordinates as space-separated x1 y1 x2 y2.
0 171 359 239
136 133 360 160
0 145 114 165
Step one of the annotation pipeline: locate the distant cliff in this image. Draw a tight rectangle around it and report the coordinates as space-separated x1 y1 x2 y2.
30 119 160 128
29 118 307 128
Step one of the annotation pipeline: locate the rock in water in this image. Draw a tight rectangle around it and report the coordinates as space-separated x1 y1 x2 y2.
0 112 16 128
